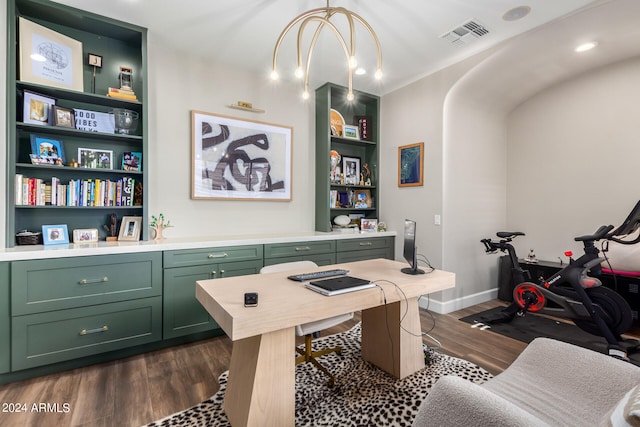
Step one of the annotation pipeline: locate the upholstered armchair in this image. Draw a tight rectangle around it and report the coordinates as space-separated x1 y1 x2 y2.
413 337 640 426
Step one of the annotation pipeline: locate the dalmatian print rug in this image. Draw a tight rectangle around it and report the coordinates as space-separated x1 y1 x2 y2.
145 323 492 426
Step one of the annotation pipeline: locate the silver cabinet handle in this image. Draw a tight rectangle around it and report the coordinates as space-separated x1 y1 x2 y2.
219 270 225 276
295 246 311 251
80 277 109 285
211 271 217 277
359 242 373 246
208 253 229 259
80 325 108 335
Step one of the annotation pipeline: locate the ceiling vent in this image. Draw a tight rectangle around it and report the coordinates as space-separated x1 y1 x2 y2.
440 20 489 47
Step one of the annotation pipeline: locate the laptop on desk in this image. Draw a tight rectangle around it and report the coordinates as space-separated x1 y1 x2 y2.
305 275 375 296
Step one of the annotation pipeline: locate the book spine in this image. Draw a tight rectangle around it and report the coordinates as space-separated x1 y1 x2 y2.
15 174 23 205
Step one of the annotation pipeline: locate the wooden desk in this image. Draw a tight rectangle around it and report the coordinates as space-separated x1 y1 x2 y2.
196 258 455 427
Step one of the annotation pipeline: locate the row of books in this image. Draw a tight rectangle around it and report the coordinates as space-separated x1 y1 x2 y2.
15 174 137 207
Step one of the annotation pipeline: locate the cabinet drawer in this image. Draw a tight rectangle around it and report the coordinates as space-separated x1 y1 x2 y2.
336 247 393 263
11 253 162 315
163 245 263 268
263 253 336 267
0 263 9 374
12 296 162 371
336 236 393 252
264 240 335 259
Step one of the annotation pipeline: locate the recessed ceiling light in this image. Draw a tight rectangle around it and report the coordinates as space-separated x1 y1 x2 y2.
355 68 366 75
502 5 531 21
575 42 598 53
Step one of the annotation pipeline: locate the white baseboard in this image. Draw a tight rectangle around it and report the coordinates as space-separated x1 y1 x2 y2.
419 288 498 314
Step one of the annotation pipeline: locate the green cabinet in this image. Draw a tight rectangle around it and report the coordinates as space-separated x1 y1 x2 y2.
0 263 9 374
12 297 162 371
336 236 394 263
11 253 162 315
9 252 162 371
163 246 263 339
6 0 148 246
315 83 380 232
263 240 336 267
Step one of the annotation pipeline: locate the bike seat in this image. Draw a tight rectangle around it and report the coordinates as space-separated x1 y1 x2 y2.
496 231 525 239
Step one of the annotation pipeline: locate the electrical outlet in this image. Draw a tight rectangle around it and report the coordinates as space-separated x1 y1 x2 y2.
434 214 441 225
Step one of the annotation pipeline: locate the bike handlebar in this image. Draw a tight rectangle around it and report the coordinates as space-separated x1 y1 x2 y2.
574 224 615 242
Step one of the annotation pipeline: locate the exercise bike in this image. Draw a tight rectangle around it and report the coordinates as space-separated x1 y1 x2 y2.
480 200 640 359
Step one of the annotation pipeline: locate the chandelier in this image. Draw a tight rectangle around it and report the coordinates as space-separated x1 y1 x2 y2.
270 0 383 100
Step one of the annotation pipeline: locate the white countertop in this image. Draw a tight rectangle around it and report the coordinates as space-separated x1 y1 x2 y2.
0 231 397 261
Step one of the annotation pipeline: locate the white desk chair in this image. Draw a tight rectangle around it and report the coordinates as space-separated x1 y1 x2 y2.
260 260 354 385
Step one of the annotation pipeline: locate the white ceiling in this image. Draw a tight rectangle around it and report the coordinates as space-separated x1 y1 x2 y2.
51 0 601 96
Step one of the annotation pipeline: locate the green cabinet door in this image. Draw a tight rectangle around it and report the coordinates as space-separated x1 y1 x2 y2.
336 236 395 263
163 259 263 339
0 263 9 373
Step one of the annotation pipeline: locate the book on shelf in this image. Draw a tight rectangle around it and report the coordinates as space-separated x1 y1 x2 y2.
106 87 138 101
15 174 138 207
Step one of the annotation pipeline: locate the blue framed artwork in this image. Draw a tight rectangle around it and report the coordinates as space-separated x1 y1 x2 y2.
398 142 424 187
42 224 69 245
30 135 65 166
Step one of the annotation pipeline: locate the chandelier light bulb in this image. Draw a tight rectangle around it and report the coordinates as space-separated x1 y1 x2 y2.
349 56 358 69
302 90 310 100
294 67 304 78
346 92 354 101
270 70 279 80
374 69 383 80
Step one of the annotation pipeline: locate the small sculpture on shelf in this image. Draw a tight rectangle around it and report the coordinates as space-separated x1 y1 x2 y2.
150 213 172 240
330 150 341 184
362 163 372 186
103 213 118 242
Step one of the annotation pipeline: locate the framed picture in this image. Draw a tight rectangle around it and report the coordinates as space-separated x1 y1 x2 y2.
23 91 55 126
342 156 360 186
398 142 424 187
361 218 378 233
191 111 293 201
52 106 75 128
18 17 84 91
30 135 65 165
354 189 372 208
343 125 360 140
73 228 99 243
42 224 69 245
122 151 142 172
118 216 142 241
78 148 113 169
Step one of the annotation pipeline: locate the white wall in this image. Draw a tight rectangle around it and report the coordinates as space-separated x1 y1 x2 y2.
146 38 317 239
507 57 640 260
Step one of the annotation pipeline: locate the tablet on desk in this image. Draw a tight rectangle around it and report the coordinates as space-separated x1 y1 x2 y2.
305 275 375 296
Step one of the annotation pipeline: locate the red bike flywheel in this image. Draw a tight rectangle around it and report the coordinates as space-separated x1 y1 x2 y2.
513 283 546 312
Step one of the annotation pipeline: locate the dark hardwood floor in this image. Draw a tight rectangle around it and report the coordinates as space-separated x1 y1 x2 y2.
0 300 530 427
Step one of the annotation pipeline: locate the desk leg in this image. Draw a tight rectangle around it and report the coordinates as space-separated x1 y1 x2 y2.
224 327 295 427
361 298 424 379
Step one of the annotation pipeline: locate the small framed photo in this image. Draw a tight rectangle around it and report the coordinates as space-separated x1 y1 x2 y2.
73 228 99 244
361 218 378 233
343 125 359 140
122 151 142 172
354 189 372 208
342 156 361 186
52 106 76 128
30 135 65 165
42 224 69 245
118 216 142 241
88 53 103 68
23 90 55 126
78 147 113 169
